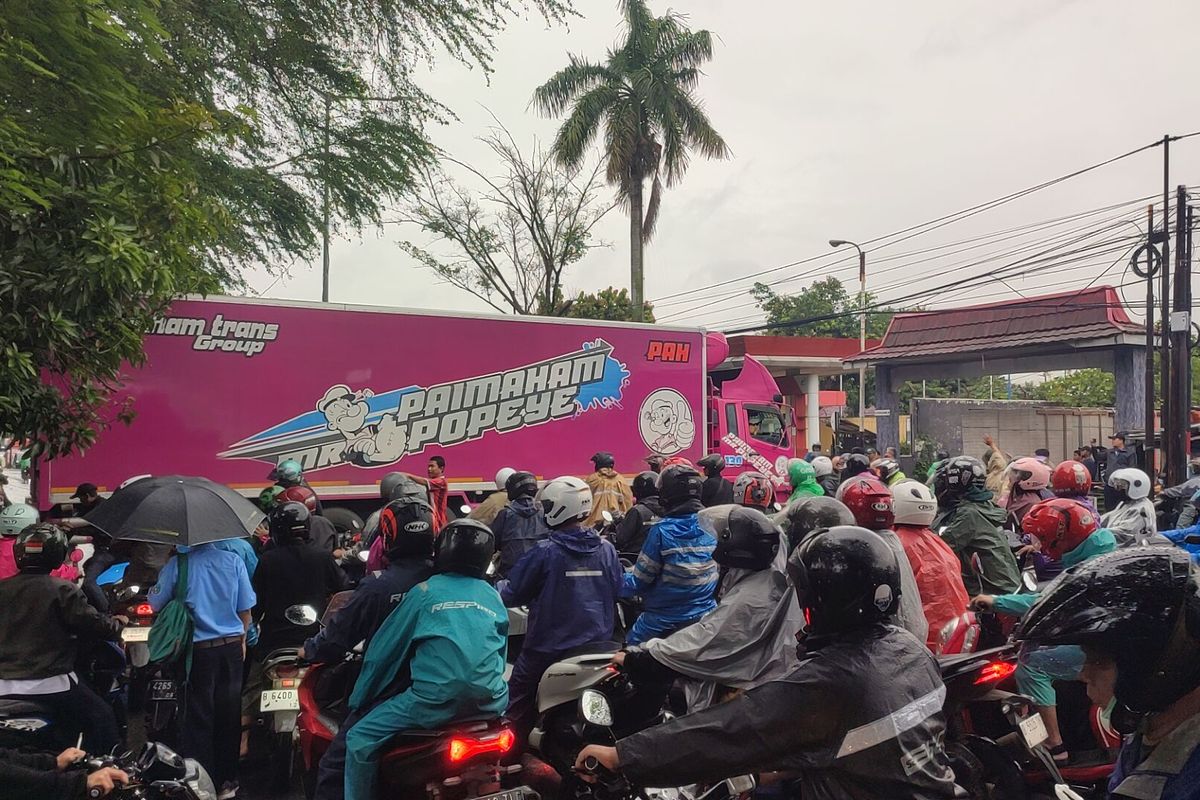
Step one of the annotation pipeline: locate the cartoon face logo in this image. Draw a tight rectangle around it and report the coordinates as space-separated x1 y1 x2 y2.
638 389 696 456
318 385 374 436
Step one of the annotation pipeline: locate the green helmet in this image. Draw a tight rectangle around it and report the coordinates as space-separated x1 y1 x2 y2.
788 458 816 485
0 503 39 537
258 485 286 511
270 459 304 487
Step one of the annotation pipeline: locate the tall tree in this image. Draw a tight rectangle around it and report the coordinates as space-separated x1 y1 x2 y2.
0 0 572 458
534 0 728 322
751 277 893 339
398 125 613 315
563 286 655 322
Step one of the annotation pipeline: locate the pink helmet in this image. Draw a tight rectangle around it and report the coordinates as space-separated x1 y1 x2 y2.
1008 457 1051 492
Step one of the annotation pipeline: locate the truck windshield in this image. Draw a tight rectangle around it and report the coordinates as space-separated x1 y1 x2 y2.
746 405 788 448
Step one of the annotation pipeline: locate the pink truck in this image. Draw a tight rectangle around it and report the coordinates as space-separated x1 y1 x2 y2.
34 296 796 512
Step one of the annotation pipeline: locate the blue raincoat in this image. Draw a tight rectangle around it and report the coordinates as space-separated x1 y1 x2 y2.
344 573 508 800
623 511 719 645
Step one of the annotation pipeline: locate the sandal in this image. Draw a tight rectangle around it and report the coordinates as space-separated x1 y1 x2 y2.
1047 743 1070 764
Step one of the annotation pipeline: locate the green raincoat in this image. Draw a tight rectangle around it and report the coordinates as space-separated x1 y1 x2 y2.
933 487 1021 595
787 459 824 505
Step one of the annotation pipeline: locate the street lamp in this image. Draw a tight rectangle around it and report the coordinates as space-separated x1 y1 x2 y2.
830 239 868 439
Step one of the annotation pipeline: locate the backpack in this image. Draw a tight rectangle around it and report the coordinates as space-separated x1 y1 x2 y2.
148 553 194 677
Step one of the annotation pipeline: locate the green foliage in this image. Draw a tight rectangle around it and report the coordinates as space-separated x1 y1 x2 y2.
751 277 893 339
399 126 613 315
534 0 728 319
1031 369 1116 407
563 287 654 323
1 0 573 458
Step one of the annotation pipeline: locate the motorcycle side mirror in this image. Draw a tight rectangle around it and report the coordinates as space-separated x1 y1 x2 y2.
602 510 613 524
285 605 319 627
970 553 983 575
1022 571 1038 593
580 688 614 727
357 549 369 563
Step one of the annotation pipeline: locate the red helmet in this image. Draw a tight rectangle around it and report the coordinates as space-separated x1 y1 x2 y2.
280 485 318 513
1023 498 1097 560
1050 460 1092 498
661 456 694 470
839 475 894 531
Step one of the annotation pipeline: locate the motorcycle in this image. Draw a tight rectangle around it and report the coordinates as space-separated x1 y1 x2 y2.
577 755 755 800
72 741 216 800
939 645 1119 799
291 598 530 800
250 644 310 792
526 647 669 794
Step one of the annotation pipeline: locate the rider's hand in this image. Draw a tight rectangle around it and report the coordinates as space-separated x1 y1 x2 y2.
970 595 995 612
86 767 129 796
611 651 627 667
55 747 85 770
112 615 129 626
575 745 620 780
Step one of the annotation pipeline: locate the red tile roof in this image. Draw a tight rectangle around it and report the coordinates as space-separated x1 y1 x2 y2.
730 334 879 359
847 286 1142 363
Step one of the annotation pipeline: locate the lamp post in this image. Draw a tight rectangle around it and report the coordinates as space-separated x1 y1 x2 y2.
830 239 867 441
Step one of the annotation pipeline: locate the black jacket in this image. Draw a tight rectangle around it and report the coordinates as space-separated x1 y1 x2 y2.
304 557 433 662
616 499 665 555
252 542 345 654
0 749 86 800
701 476 734 508
616 624 957 800
0 574 122 680
817 475 840 498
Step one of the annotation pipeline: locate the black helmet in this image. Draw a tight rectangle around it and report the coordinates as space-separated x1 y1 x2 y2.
380 497 435 560
840 453 871 480
268 501 312 545
933 456 986 505
702 505 781 570
323 507 364 537
379 472 407 500
591 451 615 470
787 525 900 637
783 496 855 551
434 518 496 578
505 471 539 501
14 523 69 573
660 464 703 507
697 454 725 476
1016 548 1200 718
632 471 660 501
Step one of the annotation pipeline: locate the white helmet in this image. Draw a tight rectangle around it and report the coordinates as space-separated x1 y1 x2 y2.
0 503 39 537
539 476 593 527
891 480 937 527
1108 467 1150 501
811 456 834 478
494 467 516 491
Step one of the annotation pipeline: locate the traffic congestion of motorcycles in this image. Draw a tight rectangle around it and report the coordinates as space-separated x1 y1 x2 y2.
3 438 1200 800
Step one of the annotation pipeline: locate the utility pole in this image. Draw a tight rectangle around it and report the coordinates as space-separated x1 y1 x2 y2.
1142 205 1158 477
1170 185 1192 483
1158 136 1172 480
321 94 331 303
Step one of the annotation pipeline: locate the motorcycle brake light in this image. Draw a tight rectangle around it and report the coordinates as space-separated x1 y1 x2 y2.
974 661 1017 685
447 728 515 763
281 679 296 688
134 603 154 617
274 664 300 679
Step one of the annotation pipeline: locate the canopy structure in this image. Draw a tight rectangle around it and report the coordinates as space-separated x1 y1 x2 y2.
844 286 1146 451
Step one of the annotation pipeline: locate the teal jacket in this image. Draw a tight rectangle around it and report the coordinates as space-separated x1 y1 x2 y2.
351 573 509 716
992 528 1117 617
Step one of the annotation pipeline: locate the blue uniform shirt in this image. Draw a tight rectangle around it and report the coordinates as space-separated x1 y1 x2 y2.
149 544 256 642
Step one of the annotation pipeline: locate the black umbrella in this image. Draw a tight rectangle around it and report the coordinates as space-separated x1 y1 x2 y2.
84 475 265 546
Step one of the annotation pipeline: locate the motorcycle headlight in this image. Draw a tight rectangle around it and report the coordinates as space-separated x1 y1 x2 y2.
184 759 217 800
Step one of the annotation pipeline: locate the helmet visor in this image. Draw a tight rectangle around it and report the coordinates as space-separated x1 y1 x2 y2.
1111 478 1129 495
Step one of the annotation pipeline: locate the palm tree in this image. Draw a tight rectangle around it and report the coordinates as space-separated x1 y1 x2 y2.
534 0 729 322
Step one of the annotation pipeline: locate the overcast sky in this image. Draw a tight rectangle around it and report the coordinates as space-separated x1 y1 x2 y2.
241 1 1200 331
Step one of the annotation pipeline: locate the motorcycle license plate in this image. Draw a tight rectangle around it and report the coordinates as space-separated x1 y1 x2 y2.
474 788 533 800
261 689 299 712
150 680 177 702
121 626 151 642
1018 713 1049 749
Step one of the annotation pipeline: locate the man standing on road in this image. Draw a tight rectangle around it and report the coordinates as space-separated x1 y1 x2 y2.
406 455 449 532
1103 432 1136 511
149 542 256 800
